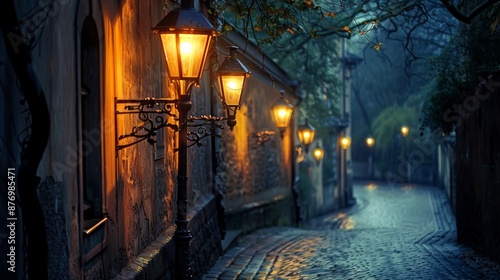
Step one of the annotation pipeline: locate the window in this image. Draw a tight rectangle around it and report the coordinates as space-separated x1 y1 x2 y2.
80 16 106 261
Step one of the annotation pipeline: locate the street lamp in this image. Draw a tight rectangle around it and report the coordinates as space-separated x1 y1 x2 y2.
215 46 251 130
271 98 294 137
400 126 411 182
366 137 375 179
153 4 215 279
401 126 409 138
340 137 351 150
312 143 324 165
366 137 375 147
297 119 315 153
114 2 249 279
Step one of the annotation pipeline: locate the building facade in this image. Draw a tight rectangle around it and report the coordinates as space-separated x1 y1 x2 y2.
0 0 300 278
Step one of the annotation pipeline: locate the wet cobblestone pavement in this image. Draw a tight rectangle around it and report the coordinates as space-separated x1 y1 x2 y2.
203 182 500 279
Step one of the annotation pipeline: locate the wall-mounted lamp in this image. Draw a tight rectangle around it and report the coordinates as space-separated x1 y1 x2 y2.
401 126 409 138
312 143 324 165
215 46 251 130
115 47 251 151
340 137 351 150
297 119 315 153
366 137 375 148
271 98 294 137
115 2 250 278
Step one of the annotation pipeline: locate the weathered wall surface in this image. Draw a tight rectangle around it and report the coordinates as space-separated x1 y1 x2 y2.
4 0 218 278
2 0 299 279
437 140 456 213
215 35 298 233
455 71 500 263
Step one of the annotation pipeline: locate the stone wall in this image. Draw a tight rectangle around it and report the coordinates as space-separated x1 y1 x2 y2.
115 194 223 279
455 71 500 263
215 34 299 233
2 0 299 278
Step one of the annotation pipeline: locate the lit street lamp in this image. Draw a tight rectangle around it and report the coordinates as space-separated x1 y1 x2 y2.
215 46 251 130
312 143 324 165
271 98 294 137
401 126 409 138
115 2 250 278
366 137 375 147
339 136 351 208
153 4 215 278
340 137 351 150
366 137 375 179
400 126 410 183
297 119 315 153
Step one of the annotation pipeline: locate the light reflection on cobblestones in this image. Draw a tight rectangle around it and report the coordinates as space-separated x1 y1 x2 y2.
203 182 500 279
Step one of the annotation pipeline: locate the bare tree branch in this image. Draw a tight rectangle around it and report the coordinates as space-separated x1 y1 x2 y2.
440 0 500 23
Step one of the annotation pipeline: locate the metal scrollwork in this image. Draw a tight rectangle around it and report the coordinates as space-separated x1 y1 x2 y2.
115 98 178 151
116 99 233 152
252 129 276 145
182 115 226 149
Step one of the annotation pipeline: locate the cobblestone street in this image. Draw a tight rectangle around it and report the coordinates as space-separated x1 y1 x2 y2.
203 182 500 279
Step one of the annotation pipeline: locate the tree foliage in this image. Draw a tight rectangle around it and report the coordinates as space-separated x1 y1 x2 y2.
421 1 500 134
372 105 419 171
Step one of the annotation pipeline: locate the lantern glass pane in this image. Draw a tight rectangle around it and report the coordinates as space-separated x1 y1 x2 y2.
272 105 293 128
221 75 244 106
298 129 315 146
160 33 179 78
160 33 212 80
313 148 324 161
179 33 210 79
341 137 351 149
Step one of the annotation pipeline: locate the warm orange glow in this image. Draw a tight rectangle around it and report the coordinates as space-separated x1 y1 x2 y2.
297 120 315 150
220 75 245 106
312 146 324 162
402 185 415 191
296 146 304 163
179 41 192 54
340 217 355 230
160 33 212 81
332 212 355 230
366 137 375 147
365 183 378 191
401 126 409 137
340 137 351 150
298 128 315 148
271 101 294 129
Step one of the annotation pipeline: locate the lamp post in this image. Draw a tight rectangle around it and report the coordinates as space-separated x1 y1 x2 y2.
297 119 315 153
400 126 410 183
152 5 215 278
366 137 375 179
215 46 251 130
339 136 350 207
114 2 249 278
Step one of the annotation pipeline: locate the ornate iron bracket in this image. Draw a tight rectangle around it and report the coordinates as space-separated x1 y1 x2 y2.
252 129 276 145
183 115 226 150
115 97 178 151
115 98 230 153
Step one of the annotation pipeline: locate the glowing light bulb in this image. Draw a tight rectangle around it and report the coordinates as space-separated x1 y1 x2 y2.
180 42 192 54
227 81 238 90
314 149 322 157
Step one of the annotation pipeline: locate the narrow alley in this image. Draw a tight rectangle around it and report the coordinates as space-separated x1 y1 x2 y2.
203 182 500 279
